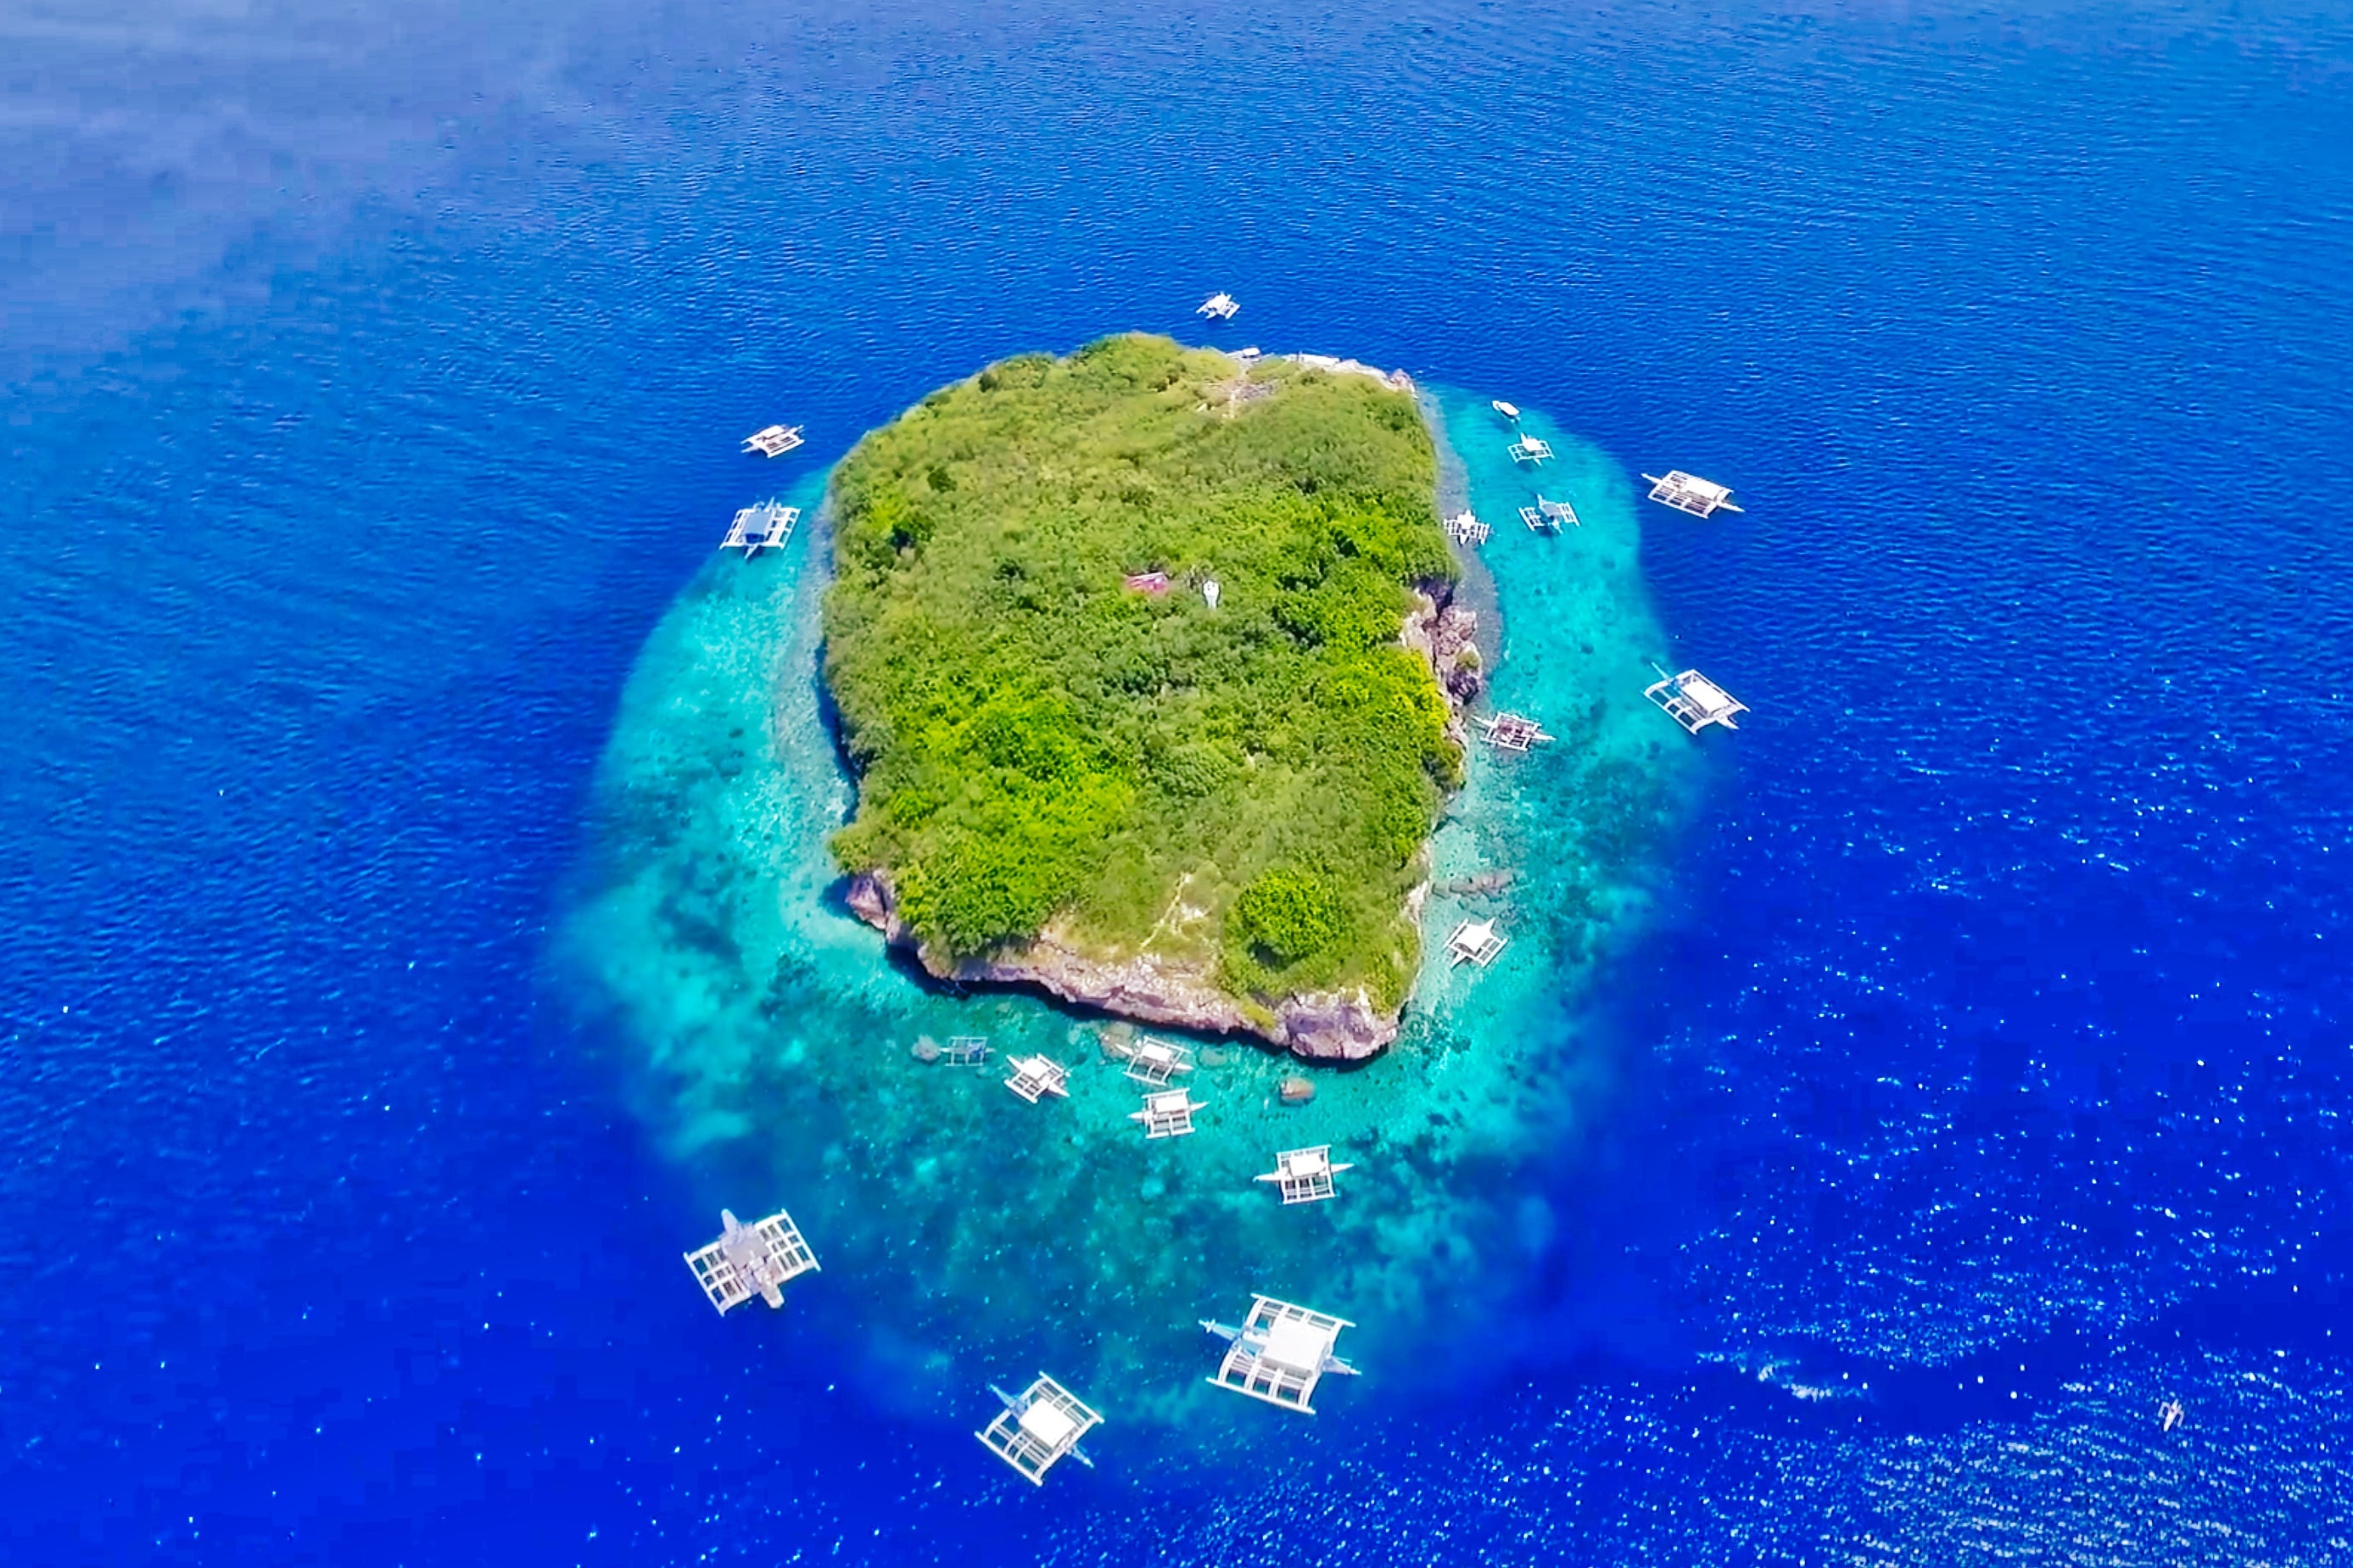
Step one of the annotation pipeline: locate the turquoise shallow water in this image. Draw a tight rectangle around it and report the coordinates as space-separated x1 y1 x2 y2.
556 375 1703 1436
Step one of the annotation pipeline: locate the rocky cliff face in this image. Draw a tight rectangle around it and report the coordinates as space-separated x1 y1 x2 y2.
845 870 1400 1060
1403 580 1483 717
840 579 1484 1065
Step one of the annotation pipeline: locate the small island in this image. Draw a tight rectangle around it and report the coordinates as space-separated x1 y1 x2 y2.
823 334 1483 1058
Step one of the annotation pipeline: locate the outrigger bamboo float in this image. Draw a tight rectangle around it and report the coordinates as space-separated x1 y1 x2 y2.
1476 711 1553 751
682 1208 819 1314
1202 1296 1360 1414
1257 1145 1354 1204
1641 471 1743 517
942 1035 992 1065
1197 292 1239 320
975 1375 1102 1486
742 424 804 457
1644 667 1748 734
720 499 798 558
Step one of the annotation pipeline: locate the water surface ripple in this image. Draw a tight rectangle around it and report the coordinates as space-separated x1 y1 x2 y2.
2 1 2349 1562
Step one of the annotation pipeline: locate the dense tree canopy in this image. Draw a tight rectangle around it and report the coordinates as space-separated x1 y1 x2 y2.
823 333 1458 1009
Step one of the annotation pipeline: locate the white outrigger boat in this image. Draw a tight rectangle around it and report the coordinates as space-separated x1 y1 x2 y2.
742 424 804 458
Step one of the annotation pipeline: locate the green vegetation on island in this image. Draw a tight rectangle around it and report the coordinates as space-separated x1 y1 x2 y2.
822 333 1459 1013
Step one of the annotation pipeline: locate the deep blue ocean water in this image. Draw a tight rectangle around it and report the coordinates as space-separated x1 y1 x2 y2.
5 2 2352 1561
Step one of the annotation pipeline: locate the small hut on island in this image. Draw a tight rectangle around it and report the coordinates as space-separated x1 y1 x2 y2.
682 1208 819 1314
1004 1054 1071 1103
1257 1145 1355 1205
1202 1296 1360 1414
975 1375 1102 1486
1644 667 1748 734
1641 471 1744 517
